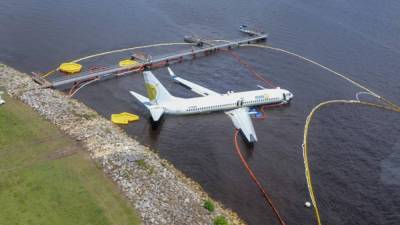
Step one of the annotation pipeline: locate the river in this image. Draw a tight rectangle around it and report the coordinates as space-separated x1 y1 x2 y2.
1 1 399 224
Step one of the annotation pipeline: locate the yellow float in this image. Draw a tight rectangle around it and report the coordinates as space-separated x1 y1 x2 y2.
59 62 82 74
111 112 140 125
119 59 139 67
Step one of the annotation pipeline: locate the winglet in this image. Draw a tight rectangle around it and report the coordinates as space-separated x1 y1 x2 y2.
257 85 266 90
167 67 177 78
167 67 219 96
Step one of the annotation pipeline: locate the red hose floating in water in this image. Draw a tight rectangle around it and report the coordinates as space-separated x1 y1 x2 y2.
233 129 286 225
225 50 276 88
227 49 285 224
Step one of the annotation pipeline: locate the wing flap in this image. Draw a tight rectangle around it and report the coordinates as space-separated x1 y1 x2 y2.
225 107 258 143
167 67 219 97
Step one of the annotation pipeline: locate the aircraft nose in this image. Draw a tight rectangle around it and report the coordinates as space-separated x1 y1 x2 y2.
286 91 294 101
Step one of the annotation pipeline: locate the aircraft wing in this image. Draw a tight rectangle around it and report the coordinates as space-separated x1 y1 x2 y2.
167 67 219 96
225 107 258 143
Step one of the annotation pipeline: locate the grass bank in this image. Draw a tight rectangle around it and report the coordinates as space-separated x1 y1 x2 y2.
0 94 141 225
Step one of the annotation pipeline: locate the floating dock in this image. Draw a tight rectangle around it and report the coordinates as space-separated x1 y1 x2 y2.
34 28 268 89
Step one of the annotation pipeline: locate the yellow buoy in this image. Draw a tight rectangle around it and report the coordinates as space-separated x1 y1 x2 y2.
111 114 129 124
119 112 140 121
119 59 139 67
111 112 140 125
59 62 82 74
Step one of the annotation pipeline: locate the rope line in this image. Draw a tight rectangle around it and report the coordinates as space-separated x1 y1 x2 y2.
246 44 400 111
223 50 276 88
244 43 400 225
68 78 100 98
41 42 191 78
302 100 400 225
41 69 56 78
70 42 191 63
243 44 381 97
355 92 376 102
39 40 400 225
234 129 286 225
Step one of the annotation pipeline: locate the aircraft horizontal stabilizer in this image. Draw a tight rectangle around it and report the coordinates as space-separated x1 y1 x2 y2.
129 91 164 121
129 91 150 105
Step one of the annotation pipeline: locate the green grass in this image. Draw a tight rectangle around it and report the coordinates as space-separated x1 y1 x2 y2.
0 94 141 225
213 216 229 225
136 159 154 175
203 199 215 212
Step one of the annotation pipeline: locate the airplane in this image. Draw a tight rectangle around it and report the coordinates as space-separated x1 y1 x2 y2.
129 68 293 143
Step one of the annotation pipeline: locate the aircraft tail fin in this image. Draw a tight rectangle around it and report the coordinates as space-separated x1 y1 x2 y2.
129 91 164 121
147 106 164 121
143 70 173 104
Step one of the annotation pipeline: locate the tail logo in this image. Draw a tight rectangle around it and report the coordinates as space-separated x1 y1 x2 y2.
145 83 158 101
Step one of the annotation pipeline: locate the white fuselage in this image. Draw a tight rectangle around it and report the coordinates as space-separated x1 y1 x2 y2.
158 88 293 115
130 69 294 143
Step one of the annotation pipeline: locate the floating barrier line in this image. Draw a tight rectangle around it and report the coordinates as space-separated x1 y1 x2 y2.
66 66 144 98
70 42 192 63
38 40 400 225
41 42 192 78
245 43 400 225
245 44 400 111
233 129 286 225
227 53 292 224
41 69 56 78
355 91 376 102
223 49 276 88
68 78 100 98
243 44 381 97
41 34 268 88
302 100 400 225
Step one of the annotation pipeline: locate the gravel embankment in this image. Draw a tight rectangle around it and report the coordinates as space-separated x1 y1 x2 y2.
0 64 245 225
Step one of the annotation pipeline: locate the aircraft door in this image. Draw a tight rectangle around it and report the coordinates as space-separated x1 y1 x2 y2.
236 99 244 107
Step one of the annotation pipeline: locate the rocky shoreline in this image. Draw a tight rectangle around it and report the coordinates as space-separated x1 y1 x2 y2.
0 64 245 225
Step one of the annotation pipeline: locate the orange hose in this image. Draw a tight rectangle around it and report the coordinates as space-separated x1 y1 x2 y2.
234 129 286 225
255 103 286 120
68 81 84 96
225 50 276 88
227 57 286 224
68 78 96 96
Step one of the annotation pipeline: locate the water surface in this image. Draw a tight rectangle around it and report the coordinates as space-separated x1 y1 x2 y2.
1 1 399 224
